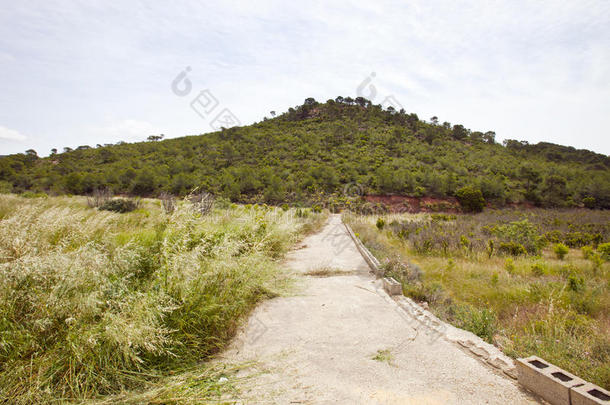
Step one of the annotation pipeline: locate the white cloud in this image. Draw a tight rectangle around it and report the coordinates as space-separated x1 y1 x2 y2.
89 120 162 144
0 126 26 141
0 0 609 154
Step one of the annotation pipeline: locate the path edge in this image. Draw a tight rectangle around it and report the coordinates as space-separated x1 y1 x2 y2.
343 221 382 276
341 217 521 383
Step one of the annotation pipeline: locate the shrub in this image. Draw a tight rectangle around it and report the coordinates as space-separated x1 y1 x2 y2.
493 219 542 254
543 230 563 244
598 242 610 261
452 305 497 343
564 232 599 248
531 262 546 276
567 273 584 292
504 258 515 274
583 196 596 209
430 213 456 221
0 181 13 194
589 252 604 274
553 243 569 260
376 217 385 230
498 241 527 256
487 239 495 258
99 198 139 213
460 235 470 250
382 256 422 283
456 186 486 213
582 246 594 260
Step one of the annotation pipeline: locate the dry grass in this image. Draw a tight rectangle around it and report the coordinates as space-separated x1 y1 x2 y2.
304 267 356 277
0 194 325 403
345 209 610 389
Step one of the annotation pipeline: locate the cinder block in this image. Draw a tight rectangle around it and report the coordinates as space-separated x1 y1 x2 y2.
382 277 402 296
571 382 610 405
516 356 585 405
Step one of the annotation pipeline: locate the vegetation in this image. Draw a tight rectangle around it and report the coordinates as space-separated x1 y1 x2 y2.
0 194 325 403
345 209 610 389
1 98 608 210
99 197 140 213
455 186 486 213
553 243 569 260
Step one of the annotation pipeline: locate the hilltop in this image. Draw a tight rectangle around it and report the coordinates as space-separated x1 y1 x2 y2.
1 97 609 208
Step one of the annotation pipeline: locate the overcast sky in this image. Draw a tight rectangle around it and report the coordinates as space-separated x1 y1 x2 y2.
1 0 609 156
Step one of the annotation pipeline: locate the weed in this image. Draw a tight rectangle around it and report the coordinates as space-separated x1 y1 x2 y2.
344 209 610 389
372 349 393 364
452 305 498 343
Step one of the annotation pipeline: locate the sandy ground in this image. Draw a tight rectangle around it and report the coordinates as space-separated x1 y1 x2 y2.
220 215 539 404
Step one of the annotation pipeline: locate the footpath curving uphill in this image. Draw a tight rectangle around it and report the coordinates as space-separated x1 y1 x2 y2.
220 214 539 404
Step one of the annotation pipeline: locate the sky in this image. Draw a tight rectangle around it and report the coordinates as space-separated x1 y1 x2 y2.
1 0 609 156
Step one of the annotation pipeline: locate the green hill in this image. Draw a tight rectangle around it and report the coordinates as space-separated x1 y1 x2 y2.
1 97 609 208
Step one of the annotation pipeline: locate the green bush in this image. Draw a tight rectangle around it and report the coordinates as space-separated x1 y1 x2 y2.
0 181 12 194
99 198 139 213
376 217 385 230
460 235 470 250
498 241 527 256
567 273 584 292
493 219 543 254
504 258 515 274
583 196 596 209
582 245 594 260
455 186 486 213
553 243 569 260
598 242 610 261
430 213 456 221
452 305 497 343
531 262 546 276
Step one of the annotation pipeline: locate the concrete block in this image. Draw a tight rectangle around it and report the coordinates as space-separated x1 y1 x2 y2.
382 277 402 296
516 356 585 405
571 382 610 405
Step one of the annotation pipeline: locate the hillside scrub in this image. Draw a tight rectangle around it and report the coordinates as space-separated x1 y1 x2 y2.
344 209 610 389
1 99 609 209
0 194 325 403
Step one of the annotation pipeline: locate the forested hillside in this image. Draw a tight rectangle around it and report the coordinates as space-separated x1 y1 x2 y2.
1 97 609 208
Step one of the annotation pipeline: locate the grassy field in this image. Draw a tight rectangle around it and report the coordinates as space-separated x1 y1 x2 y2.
0 194 325 403
344 209 610 389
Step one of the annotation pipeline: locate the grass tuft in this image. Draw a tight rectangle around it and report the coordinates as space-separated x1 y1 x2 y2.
0 195 324 403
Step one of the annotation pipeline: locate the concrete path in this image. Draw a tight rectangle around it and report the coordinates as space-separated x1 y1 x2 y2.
221 215 538 404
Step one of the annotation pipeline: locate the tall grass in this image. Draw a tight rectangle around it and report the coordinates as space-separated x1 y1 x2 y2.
0 195 323 403
345 210 610 389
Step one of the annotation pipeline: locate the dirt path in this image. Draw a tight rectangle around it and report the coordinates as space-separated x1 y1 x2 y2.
221 215 538 404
